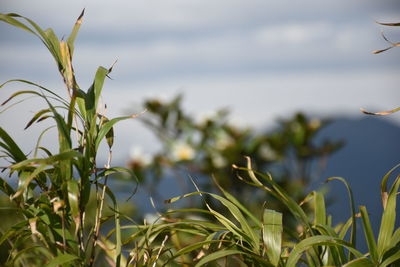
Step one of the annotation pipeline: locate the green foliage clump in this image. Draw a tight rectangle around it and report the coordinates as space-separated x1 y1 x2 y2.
0 11 136 266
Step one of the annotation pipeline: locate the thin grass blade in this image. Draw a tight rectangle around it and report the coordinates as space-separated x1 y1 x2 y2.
359 205 378 263
262 209 282 266
194 249 246 267
326 177 357 259
377 175 400 259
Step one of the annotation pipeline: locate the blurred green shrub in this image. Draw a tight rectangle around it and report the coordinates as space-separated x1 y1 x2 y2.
128 95 343 223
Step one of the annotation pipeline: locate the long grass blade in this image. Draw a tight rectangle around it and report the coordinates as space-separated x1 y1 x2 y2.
262 209 282 266
67 9 84 57
0 127 26 162
342 257 375 267
286 235 364 267
377 174 400 259
326 177 357 259
359 205 378 263
45 253 79 267
380 163 400 209
194 249 246 267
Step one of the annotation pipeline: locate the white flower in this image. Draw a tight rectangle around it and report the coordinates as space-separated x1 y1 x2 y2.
309 119 321 130
129 146 152 166
211 153 228 168
171 141 195 161
215 130 233 150
259 144 277 160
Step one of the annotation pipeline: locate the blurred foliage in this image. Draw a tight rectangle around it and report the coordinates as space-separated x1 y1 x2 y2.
128 95 343 225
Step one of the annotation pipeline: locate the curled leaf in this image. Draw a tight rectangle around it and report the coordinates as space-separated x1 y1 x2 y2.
360 107 400 116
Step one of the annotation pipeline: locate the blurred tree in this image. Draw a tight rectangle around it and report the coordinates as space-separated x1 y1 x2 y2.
128 95 343 226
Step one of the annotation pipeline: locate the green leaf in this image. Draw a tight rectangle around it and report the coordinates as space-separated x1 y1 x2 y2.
164 191 205 204
0 177 15 196
67 9 84 57
377 174 400 259
0 13 66 68
95 115 137 151
262 209 282 266
0 220 28 246
172 240 231 261
286 235 364 267
389 228 400 249
380 163 400 209
1 90 41 106
24 108 51 129
194 249 245 267
45 253 79 267
11 149 81 169
206 192 259 251
381 250 400 267
313 191 326 225
338 216 353 240
214 177 261 225
165 190 258 251
359 205 378 263
85 66 109 118
12 164 47 199
0 13 36 35
67 179 80 232
313 224 346 265
100 184 122 265
326 177 357 259
234 158 311 230
342 257 375 267
0 127 26 162
0 79 68 106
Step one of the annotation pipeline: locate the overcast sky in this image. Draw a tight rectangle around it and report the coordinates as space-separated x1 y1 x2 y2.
1 0 400 163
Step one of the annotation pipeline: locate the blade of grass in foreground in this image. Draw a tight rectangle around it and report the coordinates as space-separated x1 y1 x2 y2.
262 209 282 267
326 177 357 260
377 174 400 259
194 249 246 267
359 205 378 263
286 235 364 267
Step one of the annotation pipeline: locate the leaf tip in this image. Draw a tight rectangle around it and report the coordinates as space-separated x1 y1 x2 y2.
77 9 85 25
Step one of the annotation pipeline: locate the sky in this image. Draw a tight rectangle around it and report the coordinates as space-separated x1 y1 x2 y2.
1 0 400 164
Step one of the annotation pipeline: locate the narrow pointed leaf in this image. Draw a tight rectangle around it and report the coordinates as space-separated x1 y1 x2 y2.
45 253 79 267
286 235 363 267
67 179 80 232
360 106 400 115
380 163 400 209
262 209 282 266
95 115 138 151
359 205 378 263
377 21 400 26
85 66 109 117
11 150 81 169
377 175 400 258
67 9 84 57
194 249 246 267
342 257 374 267
326 177 357 259
24 108 51 129
381 250 400 267
0 127 26 162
